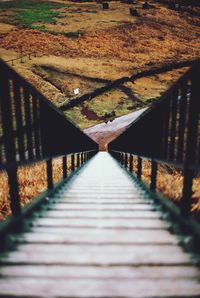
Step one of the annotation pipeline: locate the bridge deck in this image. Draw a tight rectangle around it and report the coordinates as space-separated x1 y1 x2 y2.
0 153 200 297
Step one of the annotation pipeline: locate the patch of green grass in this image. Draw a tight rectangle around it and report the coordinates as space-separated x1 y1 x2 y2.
31 25 46 31
0 0 66 28
64 108 97 129
0 0 64 10
13 9 59 27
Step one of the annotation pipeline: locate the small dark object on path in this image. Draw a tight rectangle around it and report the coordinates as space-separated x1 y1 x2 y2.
102 2 109 9
130 7 139 16
142 1 150 9
104 110 116 123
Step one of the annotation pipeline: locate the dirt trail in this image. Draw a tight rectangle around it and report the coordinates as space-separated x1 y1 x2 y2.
84 108 147 150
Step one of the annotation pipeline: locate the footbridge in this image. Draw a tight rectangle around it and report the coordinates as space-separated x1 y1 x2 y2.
0 59 200 297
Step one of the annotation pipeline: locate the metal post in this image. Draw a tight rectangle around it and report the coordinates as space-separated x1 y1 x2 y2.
47 158 53 190
84 152 87 162
71 154 75 172
181 166 193 216
129 154 133 172
137 157 142 180
124 153 128 168
150 160 158 191
121 153 124 166
0 68 21 216
81 152 84 165
7 166 21 216
77 153 80 168
62 155 67 179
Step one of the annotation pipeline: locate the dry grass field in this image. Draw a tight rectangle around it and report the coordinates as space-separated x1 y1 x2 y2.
0 0 199 220
0 0 199 128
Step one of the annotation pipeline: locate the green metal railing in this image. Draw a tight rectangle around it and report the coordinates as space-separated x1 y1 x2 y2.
108 61 200 217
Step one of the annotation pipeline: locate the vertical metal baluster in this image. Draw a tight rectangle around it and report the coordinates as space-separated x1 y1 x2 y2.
124 153 128 168
162 101 171 159
150 160 158 191
129 154 133 172
117 152 120 162
177 84 188 162
182 67 200 216
81 152 84 165
120 153 122 165
169 91 178 161
122 153 124 166
0 70 21 215
84 152 87 163
137 157 142 180
32 95 41 159
71 154 75 172
47 158 53 190
77 153 80 168
13 81 25 161
24 87 34 160
62 155 67 179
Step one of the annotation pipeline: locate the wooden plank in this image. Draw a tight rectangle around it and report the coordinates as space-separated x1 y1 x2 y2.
0 278 200 297
1 244 192 266
60 194 146 199
54 199 151 204
1 265 199 279
63 192 144 196
16 228 178 245
42 210 160 219
33 218 170 229
51 203 153 211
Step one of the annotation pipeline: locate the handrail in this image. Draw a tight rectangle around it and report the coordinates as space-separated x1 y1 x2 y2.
108 61 200 216
0 59 98 217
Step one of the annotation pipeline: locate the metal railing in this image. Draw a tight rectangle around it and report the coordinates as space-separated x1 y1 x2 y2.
108 61 200 217
0 59 98 218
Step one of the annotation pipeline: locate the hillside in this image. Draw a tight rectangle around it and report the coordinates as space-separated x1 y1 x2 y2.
0 0 199 130
0 0 199 220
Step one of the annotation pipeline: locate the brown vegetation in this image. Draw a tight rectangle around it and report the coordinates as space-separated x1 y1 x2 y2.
0 0 199 220
133 159 200 217
0 157 71 221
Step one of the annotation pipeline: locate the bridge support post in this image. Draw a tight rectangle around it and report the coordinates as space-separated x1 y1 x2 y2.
137 157 142 180
7 166 21 216
150 160 158 191
81 153 84 165
47 158 53 190
124 153 128 168
77 153 80 168
62 156 67 179
129 154 133 172
71 154 75 172
181 167 193 216
0 70 21 216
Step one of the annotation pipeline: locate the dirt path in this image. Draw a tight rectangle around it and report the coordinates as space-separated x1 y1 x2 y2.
84 108 147 150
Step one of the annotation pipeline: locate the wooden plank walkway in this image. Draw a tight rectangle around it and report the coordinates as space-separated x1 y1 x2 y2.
0 152 200 297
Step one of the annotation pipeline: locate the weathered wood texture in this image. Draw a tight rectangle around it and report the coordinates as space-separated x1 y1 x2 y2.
0 152 200 297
